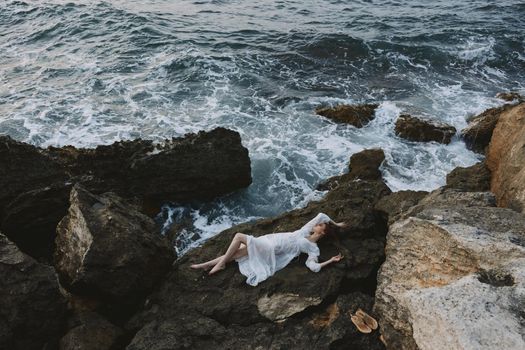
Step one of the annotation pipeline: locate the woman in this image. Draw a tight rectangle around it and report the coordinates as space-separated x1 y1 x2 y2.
190 212 347 286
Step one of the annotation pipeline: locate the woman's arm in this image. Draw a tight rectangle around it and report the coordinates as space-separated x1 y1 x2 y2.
306 253 344 272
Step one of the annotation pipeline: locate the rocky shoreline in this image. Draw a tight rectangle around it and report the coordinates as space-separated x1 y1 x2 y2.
0 96 524 349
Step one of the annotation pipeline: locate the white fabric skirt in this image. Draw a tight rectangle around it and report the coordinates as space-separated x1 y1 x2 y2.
236 233 298 286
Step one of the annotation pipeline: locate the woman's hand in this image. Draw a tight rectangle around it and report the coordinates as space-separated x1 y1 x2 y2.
330 253 344 263
335 221 349 228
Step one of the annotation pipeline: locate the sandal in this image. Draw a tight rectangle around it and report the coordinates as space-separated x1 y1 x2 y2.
356 308 378 330
350 314 372 333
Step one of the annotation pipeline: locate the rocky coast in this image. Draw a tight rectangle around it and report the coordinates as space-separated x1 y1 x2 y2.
0 97 524 350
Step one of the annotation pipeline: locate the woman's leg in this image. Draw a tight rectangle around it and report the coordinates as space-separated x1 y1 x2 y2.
190 242 247 270
209 233 247 274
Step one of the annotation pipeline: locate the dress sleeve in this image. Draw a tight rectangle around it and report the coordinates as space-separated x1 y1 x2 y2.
305 252 321 272
294 212 331 237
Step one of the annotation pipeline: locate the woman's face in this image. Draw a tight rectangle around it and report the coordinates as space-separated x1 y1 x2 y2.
313 222 327 235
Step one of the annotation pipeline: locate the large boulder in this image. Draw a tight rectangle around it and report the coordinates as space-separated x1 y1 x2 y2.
486 102 525 212
461 104 515 153
445 161 491 192
0 232 67 350
315 103 379 128
0 127 251 260
374 192 525 350
54 185 175 320
124 149 391 349
394 114 456 144
317 148 385 191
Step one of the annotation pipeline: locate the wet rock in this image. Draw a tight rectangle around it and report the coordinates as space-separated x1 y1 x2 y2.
496 91 524 102
124 149 391 349
317 148 385 191
461 104 515 153
315 103 379 128
1 183 72 261
394 114 456 144
0 128 251 260
54 185 175 320
45 127 252 206
486 102 525 212
374 201 525 350
59 311 124 350
445 161 491 192
0 232 67 350
374 190 428 225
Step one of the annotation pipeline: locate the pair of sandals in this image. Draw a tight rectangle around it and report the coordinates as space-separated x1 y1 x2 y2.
350 308 378 333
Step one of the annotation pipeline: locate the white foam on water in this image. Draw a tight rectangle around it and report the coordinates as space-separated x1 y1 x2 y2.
2 1 523 256
455 36 496 64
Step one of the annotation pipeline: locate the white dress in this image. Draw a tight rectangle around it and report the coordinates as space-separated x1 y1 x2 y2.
235 213 332 286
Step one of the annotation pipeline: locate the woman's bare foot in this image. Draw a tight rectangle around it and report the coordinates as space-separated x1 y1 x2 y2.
190 262 212 270
208 262 226 275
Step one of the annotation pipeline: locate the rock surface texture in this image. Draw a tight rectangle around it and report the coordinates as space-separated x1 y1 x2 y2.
0 127 251 260
394 114 456 144
496 91 524 102
59 311 124 350
486 102 525 212
124 149 391 349
374 190 525 350
461 103 515 153
445 161 491 192
0 232 67 350
315 103 379 127
54 185 175 320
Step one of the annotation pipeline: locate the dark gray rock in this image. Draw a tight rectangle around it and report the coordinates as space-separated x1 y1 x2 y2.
54 185 175 320
315 103 379 128
445 162 491 192
461 104 515 153
126 292 385 350
0 127 251 261
1 183 72 261
317 148 385 191
59 311 124 350
0 232 67 350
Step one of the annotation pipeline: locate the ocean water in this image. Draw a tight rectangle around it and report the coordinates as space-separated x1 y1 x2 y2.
1 0 524 255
